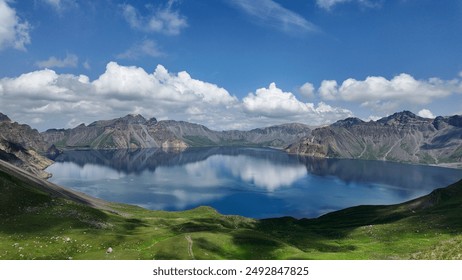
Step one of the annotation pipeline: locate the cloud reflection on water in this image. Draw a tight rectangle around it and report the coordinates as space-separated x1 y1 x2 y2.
46 147 462 218
184 155 307 191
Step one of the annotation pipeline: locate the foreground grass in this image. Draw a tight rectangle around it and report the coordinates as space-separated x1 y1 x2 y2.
1 167 462 260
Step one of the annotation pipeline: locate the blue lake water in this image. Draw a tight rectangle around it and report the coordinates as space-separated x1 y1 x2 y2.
46 147 462 219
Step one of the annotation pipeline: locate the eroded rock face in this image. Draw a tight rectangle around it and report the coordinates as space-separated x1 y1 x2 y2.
0 139 53 179
286 111 462 165
0 113 11 122
0 114 54 178
0 116 49 152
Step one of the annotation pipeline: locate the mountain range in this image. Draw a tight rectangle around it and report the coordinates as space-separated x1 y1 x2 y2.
1 111 462 176
41 114 312 150
286 111 462 167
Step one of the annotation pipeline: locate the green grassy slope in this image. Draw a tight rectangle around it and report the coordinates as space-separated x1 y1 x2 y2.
1 159 461 260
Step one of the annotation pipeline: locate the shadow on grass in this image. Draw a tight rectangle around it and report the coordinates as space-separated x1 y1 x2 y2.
167 215 360 258
168 179 462 258
0 171 149 237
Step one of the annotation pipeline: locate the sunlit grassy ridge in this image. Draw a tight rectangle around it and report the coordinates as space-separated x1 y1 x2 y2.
1 159 461 260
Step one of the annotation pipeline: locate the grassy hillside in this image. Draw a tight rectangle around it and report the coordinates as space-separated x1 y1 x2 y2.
1 159 461 260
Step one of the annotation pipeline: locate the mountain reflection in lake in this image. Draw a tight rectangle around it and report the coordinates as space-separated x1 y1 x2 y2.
46 147 462 218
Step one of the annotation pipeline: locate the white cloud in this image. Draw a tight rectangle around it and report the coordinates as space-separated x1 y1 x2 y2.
121 1 187 35
417 109 435 119
243 82 352 124
0 69 92 107
117 40 163 59
231 0 318 33
244 83 313 116
154 65 238 106
299 82 315 99
2 69 69 98
93 62 168 99
90 62 239 126
36 54 79 68
0 62 353 131
366 115 381 121
318 73 462 111
318 80 338 100
0 0 31 51
316 0 381 10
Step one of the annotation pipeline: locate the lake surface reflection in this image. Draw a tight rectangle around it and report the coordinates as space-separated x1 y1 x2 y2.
46 147 462 218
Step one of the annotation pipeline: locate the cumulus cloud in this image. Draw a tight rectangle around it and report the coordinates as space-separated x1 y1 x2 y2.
0 69 86 101
0 62 353 131
417 109 435 119
318 80 338 100
117 40 163 59
244 83 312 116
93 62 226 104
121 1 187 35
317 73 462 111
0 0 31 51
35 54 79 68
243 82 352 124
299 82 315 99
0 68 98 129
231 0 318 33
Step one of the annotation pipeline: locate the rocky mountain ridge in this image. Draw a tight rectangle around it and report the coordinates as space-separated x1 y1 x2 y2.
0 112 312 175
286 111 462 166
41 114 312 150
0 116 53 178
2 111 462 173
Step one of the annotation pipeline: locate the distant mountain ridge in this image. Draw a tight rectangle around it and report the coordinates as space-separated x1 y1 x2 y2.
286 111 462 167
1 111 462 171
41 114 312 150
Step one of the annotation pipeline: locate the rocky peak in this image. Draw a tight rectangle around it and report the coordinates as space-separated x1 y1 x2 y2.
377 111 424 125
250 123 311 134
433 115 462 129
331 117 365 128
432 116 447 130
0 112 11 123
116 114 147 125
147 117 158 126
447 115 462 128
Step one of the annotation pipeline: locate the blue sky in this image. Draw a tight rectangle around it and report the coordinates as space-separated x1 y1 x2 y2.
1 0 462 131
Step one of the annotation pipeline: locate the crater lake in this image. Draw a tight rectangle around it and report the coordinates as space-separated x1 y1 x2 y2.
46 147 462 219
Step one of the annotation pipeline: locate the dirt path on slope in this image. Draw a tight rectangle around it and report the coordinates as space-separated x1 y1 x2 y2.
185 235 195 259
